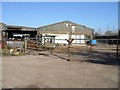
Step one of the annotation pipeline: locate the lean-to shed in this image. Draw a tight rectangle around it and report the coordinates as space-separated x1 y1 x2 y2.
2 24 37 39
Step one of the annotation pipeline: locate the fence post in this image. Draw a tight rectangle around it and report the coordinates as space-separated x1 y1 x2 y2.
116 30 120 60
50 47 52 55
65 39 74 61
24 37 27 53
68 43 70 61
89 43 92 59
36 35 39 52
89 31 94 59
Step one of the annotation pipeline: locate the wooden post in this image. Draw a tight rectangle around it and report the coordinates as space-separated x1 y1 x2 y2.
39 34 42 48
50 47 52 55
116 30 120 60
89 43 92 59
24 37 27 53
36 35 39 52
65 39 74 61
89 31 94 59
68 43 70 61
14 39 15 51
44 36 45 46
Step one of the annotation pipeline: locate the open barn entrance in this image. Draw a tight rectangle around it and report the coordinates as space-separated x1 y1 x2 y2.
5 30 37 40
3 26 37 40
1 26 37 54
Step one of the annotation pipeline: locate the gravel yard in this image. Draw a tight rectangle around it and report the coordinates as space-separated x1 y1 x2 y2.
2 52 118 88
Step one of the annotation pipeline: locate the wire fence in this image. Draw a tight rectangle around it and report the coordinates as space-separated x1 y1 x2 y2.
25 38 120 63
1 38 120 65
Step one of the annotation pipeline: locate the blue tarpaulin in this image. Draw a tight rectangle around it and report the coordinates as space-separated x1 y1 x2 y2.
91 40 97 45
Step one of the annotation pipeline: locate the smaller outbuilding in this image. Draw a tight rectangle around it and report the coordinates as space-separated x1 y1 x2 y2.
0 23 37 40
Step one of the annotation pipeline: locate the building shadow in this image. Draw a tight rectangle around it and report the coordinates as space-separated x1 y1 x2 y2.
71 51 120 66
85 58 120 66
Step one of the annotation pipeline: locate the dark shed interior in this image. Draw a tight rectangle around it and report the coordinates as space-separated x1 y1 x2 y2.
4 26 37 39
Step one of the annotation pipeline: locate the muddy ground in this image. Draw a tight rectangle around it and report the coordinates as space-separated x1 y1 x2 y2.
2 48 119 88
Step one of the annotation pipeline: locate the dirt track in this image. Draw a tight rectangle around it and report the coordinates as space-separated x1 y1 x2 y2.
2 54 118 88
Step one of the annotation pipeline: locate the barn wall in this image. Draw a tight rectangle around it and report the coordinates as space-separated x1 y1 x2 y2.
42 33 86 44
0 23 7 40
55 34 68 44
55 34 85 44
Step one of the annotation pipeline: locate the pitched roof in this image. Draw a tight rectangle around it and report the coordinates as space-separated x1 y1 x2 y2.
37 21 94 30
37 21 94 36
2 23 36 31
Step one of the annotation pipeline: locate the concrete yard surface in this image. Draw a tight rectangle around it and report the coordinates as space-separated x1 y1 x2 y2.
2 54 118 88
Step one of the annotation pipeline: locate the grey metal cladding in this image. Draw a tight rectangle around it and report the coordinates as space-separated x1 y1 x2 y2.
0 22 7 30
37 21 94 35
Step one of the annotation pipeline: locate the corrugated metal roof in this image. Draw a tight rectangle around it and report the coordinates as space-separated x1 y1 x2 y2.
6 24 36 31
37 21 94 36
37 21 94 30
0 21 94 36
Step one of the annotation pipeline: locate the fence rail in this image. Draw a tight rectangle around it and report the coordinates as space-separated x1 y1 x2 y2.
1 38 120 61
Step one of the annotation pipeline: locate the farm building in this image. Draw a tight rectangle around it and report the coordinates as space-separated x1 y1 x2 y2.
0 21 94 47
0 22 37 49
0 23 37 40
0 22 7 40
37 21 94 45
94 30 120 44
94 35 118 44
